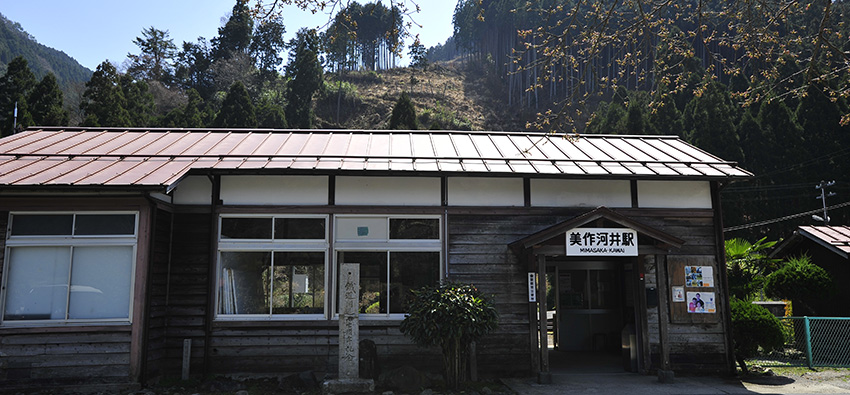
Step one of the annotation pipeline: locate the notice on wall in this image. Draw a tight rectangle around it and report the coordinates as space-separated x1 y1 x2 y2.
566 228 638 256
686 291 716 313
672 286 685 302
685 265 713 287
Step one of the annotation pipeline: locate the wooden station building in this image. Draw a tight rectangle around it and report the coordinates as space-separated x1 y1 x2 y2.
0 127 750 388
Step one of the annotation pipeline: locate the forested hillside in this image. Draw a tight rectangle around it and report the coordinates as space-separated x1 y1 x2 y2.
0 13 91 92
1 0 849 239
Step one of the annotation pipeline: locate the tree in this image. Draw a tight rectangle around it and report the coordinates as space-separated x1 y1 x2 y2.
79 61 131 127
399 282 498 389
408 39 427 70
389 91 417 129
213 0 254 61
765 255 836 316
725 238 780 300
214 81 256 128
250 16 286 82
730 298 785 374
126 27 177 84
256 101 287 128
683 82 744 163
0 56 36 135
28 73 69 126
502 0 850 131
284 29 323 129
119 74 156 127
175 38 215 99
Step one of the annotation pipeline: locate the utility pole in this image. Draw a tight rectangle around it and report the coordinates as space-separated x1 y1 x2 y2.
12 101 17 134
813 180 836 225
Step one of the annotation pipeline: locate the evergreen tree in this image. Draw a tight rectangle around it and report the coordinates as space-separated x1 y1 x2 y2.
80 61 131 127
175 38 215 99
389 91 417 129
29 73 69 126
649 94 683 137
408 39 428 70
127 27 177 84
120 74 156 127
0 56 36 135
250 16 287 83
683 82 743 163
284 29 323 129
213 0 254 61
214 81 256 128
256 101 287 128
757 99 804 176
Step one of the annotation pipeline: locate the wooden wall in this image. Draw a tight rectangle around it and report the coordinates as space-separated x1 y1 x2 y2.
143 208 173 381
635 211 732 374
0 210 134 388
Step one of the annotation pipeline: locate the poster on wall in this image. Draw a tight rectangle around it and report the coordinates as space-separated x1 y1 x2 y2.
686 291 716 313
672 286 685 302
685 265 714 287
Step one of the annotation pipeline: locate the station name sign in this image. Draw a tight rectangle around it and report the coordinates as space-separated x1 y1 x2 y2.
566 227 638 256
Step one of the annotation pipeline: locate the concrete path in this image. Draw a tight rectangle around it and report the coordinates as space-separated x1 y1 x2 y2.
502 372 850 394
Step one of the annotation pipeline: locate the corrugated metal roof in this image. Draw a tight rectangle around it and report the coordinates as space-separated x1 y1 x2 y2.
797 226 850 258
0 127 752 190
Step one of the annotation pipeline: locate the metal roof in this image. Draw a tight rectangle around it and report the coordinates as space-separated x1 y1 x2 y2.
790 226 850 259
0 127 752 190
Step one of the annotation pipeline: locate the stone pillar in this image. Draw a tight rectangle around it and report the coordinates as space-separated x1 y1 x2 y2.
323 263 375 394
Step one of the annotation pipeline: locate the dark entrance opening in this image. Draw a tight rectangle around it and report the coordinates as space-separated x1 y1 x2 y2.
546 258 639 372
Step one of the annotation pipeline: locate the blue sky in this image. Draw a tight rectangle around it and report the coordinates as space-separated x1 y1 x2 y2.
1 0 456 71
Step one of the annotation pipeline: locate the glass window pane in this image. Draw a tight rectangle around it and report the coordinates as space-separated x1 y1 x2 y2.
389 252 440 313
219 252 271 314
272 252 325 314
590 270 618 309
75 214 136 235
560 270 588 309
390 219 439 239
11 214 73 236
337 251 387 314
68 246 133 319
221 218 272 239
274 218 326 240
4 247 71 320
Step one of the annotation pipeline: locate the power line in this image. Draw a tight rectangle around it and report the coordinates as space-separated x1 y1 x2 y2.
724 200 850 232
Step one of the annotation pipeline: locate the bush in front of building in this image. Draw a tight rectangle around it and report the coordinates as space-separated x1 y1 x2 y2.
399 282 498 389
730 297 785 374
764 254 835 316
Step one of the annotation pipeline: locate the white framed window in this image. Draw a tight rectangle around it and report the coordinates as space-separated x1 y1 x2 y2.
216 215 328 320
334 215 442 319
2 212 138 325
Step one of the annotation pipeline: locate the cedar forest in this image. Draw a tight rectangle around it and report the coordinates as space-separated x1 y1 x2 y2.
1 0 850 240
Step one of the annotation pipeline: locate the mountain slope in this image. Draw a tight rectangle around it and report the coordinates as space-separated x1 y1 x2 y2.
0 13 92 91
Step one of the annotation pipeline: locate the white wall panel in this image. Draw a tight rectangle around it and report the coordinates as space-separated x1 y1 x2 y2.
221 175 328 205
531 179 631 207
448 177 524 206
335 176 440 206
638 180 712 208
172 176 212 205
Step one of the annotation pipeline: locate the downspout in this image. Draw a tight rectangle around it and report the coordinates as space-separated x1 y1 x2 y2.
203 175 221 377
712 181 737 375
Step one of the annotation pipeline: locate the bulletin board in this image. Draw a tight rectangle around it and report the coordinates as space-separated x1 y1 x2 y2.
667 256 720 324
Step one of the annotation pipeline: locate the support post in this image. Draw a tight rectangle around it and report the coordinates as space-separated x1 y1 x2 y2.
182 339 192 381
804 316 813 368
537 254 551 384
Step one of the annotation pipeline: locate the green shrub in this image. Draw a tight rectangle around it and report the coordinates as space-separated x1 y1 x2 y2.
399 282 498 389
730 298 785 374
765 255 835 315
389 91 418 130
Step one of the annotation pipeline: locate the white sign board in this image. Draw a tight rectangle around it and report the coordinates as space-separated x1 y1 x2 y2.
527 272 537 302
566 228 638 256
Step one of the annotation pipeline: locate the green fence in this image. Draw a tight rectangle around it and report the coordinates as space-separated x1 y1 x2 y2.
750 317 850 368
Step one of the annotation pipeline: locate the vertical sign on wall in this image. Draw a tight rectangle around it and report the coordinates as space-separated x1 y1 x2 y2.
528 272 537 302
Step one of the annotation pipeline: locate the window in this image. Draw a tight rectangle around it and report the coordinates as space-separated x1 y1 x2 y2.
335 216 442 318
2 213 138 324
217 215 328 319
216 214 442 320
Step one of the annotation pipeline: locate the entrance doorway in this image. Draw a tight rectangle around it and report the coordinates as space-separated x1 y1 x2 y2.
547 259 638 372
